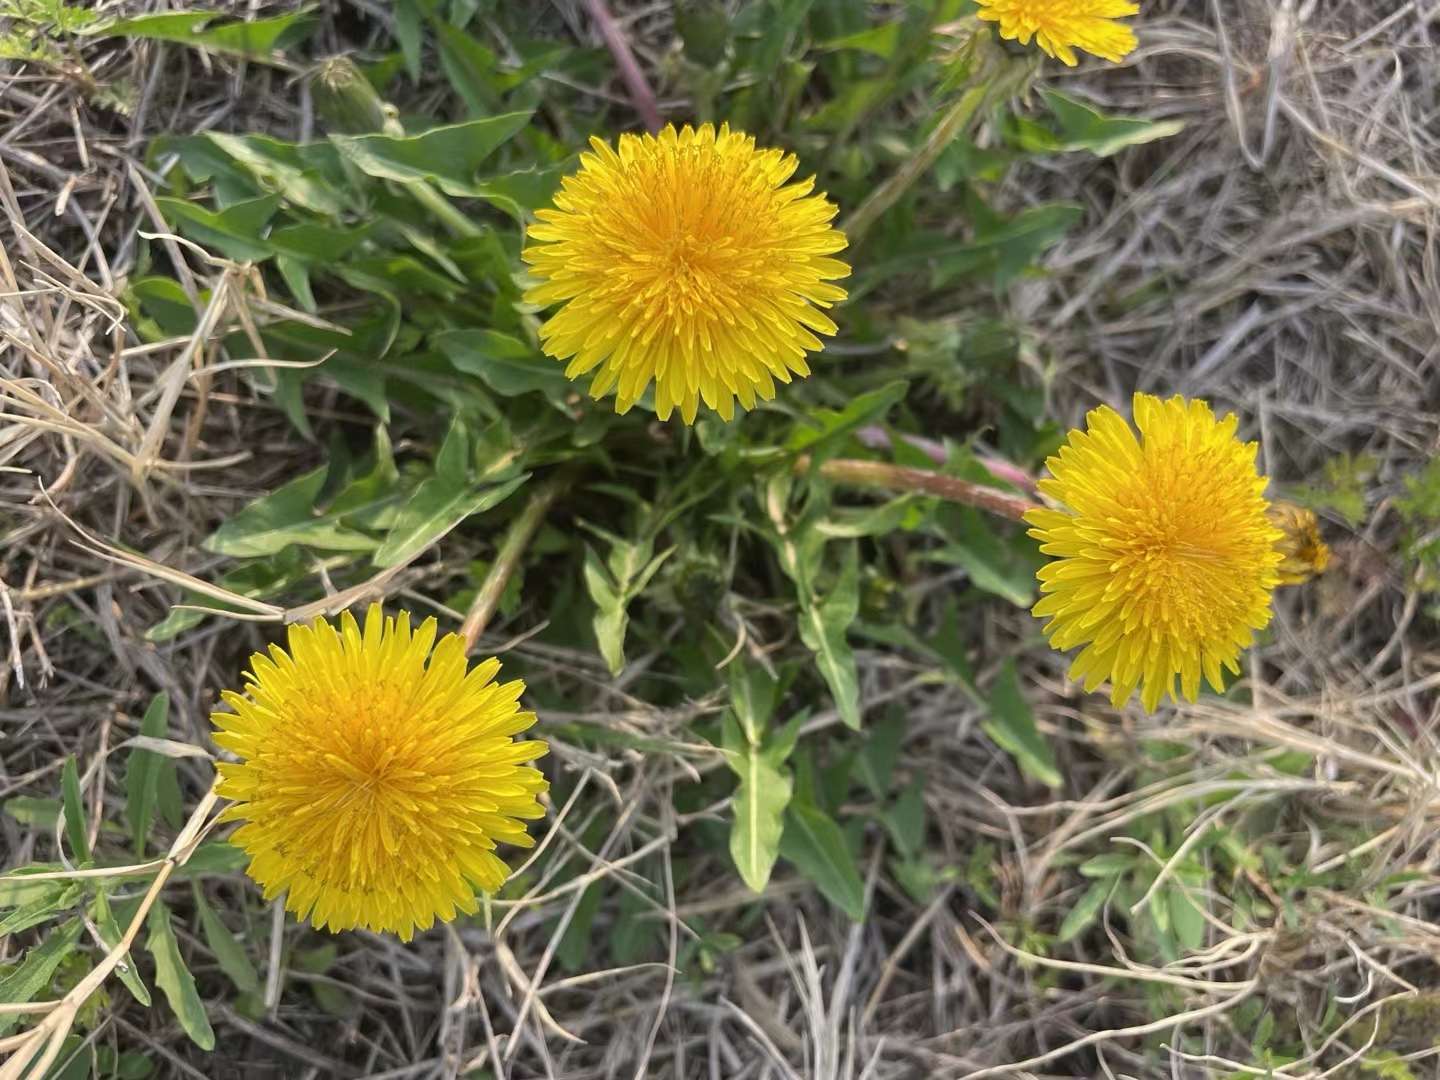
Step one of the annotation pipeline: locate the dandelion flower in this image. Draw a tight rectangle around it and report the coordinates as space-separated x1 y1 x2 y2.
213 604 548 941
975 0 1139 66
1269 502 1330 584
522 122 850 423
1025 393 1283 712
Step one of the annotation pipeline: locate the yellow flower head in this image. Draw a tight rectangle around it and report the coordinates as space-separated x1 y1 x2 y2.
1025 393 1283 712
975 0 1139 66
522 122 850 424
1268 501 1330 585
213 605 548 941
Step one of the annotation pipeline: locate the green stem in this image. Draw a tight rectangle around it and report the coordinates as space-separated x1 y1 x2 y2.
841 57 1034 246
460 471 574 651
409 181 484 240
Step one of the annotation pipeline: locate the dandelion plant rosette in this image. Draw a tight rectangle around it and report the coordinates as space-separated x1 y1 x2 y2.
522 122 851 423
1025 393 1284 712
212 605 548 941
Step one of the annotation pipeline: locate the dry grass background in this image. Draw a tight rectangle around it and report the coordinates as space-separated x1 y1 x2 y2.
1 1 1438 1077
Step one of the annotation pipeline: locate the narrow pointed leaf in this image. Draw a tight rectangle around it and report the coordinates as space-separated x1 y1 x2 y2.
60 756 89 863
125 692 170 856
146 901 216 1050
0 919 83 1036
780 801 865 920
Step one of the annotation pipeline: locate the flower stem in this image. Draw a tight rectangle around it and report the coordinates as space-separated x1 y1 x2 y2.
798 455 1039 522
461 471 573 651
841 55 1035 245
581 0 663 133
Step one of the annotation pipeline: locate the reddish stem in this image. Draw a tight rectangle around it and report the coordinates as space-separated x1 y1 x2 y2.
799 456 1040 522
854 426 1040 493
580 0 663 133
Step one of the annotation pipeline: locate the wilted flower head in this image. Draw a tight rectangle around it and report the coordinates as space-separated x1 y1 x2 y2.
522 122 850 423
1025 393 1283 712
1269 502 1330 584
213 605 548 941
974 0 1139 66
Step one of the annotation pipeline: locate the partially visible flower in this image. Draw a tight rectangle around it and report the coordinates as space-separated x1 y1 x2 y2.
974 0 1139 66
213 605 548 942
1269 502 1330 584
1025 393 1283 712
522 122 850 424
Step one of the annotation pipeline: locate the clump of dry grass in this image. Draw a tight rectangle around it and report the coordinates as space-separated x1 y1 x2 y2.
1 1 1438 1077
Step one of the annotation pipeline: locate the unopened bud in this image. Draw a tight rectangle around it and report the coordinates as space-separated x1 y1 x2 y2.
310 57 395 135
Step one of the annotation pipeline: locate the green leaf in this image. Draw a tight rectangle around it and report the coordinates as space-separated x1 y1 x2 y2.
580 511 676 676
815 495 924 539
127 277 200 339
748 0 813 79
763 709 807 770
464 164 567 221
882 777 926 859
676 0 730 66
1166 879 1207 951
86 10 315 60
982 660 1060 787
182 132 351 217
268 220 373 262
857 712 905 797
608 886 659 967
171 839 249 880
1035 89 1185 157
583 548 626 675
818 22 901 58
146 549 310 643
375 471 527 568
1291 452 1375 527
582 541 674 675
125 693 170 857
1058 880 1110 943
310 979 354 1018
727 663 780 746
147 901 216 1050
60 756 89 864
0 881 81 936
275 254 316 312
330 113 533 198
192 886 260 995
723 717 792 894
205 466 379 558
803 78 892 133
0 866 66 908
434 328 571 405
94 890 152 1007
3 796 60 828
433 21 501 115
0 919 83 1036
155 194 279 262
929 596 979 694
372 417 526 569
293 944 337 974
798 545 861 729
928 203 1084 290
393 0 423 81
780 800 865 921
556 882 606 974
788 379 908 464
1078 852 1136 878
929 506 1038 608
